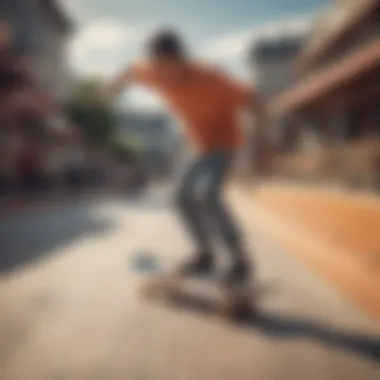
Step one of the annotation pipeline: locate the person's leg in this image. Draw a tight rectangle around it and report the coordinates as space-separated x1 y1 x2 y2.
201 151 252 283
175 155 215 275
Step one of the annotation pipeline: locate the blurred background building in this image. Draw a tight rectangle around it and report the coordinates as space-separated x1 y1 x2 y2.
250 35 305 100
249 33 308 156
0 0 79 198
2 0 380 198
1 0 74 102
265 0 380 190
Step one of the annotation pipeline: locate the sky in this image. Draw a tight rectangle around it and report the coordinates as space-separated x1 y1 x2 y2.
63 0 330 110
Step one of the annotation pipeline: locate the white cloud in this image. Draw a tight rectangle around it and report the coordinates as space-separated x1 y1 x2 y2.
74 21 131 50
68 18 164 110
205 15 312 61
69 20 146 76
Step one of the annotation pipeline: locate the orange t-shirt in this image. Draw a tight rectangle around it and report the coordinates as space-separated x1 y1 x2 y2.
129 62 253 153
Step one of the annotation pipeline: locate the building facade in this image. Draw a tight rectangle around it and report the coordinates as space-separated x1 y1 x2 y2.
0 0 73 102
0 0 75 195
250 36 305 100
248 34 307 158
271 0 380 188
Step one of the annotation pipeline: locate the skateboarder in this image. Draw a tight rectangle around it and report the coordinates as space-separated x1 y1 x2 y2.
105 29 271 285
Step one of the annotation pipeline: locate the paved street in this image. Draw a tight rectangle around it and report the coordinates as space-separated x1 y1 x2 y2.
0 189 379 380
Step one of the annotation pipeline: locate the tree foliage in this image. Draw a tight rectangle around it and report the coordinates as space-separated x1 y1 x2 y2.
65 78 117 146
107 132 143 164
65 78 145 165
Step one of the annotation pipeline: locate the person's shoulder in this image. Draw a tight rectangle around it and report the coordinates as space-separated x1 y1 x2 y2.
130 60 152 74
192 61 224 76
129 60 156 83
192 62 234 85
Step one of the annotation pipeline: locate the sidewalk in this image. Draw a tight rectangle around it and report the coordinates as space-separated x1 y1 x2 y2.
230 183 380 323
1 193 378 380
252 182 380 265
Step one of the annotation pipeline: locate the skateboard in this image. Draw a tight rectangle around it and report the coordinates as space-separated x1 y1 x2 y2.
139 273 255 318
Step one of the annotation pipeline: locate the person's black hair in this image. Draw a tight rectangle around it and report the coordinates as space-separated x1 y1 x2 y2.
147 29 186 59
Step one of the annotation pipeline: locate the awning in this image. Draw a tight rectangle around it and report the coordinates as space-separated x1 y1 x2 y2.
272 41 380 115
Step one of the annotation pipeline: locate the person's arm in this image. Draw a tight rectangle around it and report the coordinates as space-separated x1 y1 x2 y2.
101 67 134 103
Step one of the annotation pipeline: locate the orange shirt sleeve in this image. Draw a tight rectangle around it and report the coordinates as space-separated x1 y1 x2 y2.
233 81 255 106
213 67 254 106
226 77 254 107
129 62 157 88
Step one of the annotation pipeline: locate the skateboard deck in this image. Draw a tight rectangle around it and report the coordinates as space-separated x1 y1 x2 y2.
139 273 255 318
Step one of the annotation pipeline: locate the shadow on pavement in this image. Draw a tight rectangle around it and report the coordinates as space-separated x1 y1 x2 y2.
164 291 380 363
246 312 380 363
0 202 116 274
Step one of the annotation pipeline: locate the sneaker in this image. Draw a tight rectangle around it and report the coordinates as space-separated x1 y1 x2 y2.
179 252 215 277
